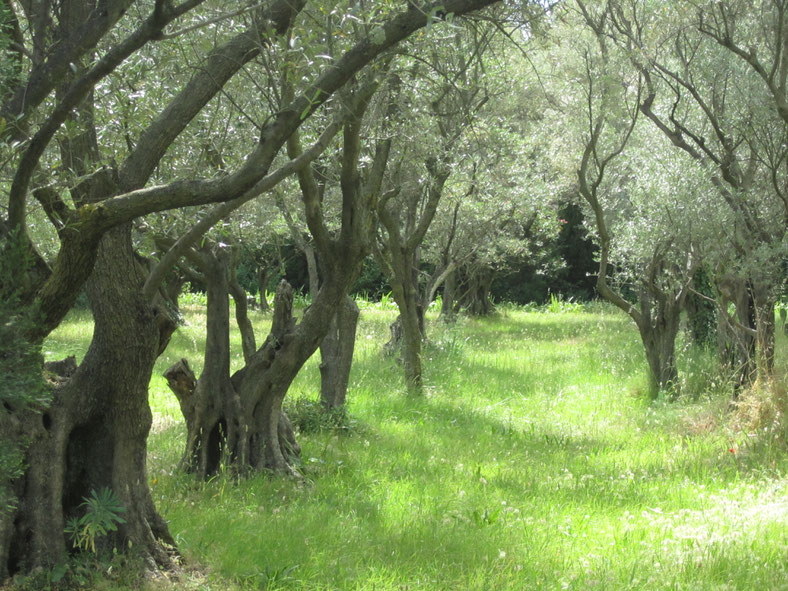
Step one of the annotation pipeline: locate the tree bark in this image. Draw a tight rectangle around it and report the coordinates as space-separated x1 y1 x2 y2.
166 276 363 478
460 268 495 316
386 256 427 393
400 299 424 392
179 247 244 475
229 250 257 364
319 296 360 410
6 224 176 575
685 269 716 348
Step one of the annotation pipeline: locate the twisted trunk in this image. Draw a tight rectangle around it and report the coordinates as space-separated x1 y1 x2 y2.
6 224 176 575
179 249 244 475
166 269 358 477
459 268 495 316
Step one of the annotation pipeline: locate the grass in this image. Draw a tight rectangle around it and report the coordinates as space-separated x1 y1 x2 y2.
40 300 788 590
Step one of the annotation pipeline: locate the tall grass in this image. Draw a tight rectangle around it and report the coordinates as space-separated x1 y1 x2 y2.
42 302 788 590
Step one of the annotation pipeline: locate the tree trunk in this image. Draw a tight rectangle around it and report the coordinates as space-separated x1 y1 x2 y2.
165 280 299 478
229 253 257 364
304 244 319 300
383 315 403 356
637 291 682 397
166 274 358 478
163 270 186 314
319 296 359 410
380 246 427 392
6 224 176 576
179 249 245 476
639 313 680 397
390 279 425 393
233 278 344 474
401 302 424 393
461 269 495 316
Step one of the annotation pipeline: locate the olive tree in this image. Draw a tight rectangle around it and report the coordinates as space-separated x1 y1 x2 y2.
545 1 703 395
606 0 788 383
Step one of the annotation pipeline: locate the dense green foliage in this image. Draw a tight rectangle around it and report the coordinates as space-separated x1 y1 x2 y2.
0 234 48 517
35 302 788 590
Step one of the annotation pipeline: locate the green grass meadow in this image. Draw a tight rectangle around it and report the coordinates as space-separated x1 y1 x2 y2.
42 300 788 591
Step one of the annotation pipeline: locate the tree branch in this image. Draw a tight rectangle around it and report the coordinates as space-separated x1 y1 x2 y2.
142 116 343 300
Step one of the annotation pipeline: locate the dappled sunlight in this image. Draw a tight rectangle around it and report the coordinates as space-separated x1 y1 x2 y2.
43 304 788 589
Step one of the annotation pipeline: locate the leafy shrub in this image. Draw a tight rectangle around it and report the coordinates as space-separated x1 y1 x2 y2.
64 488 126 554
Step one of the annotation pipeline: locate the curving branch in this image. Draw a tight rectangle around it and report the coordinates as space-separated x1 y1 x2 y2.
142 116 343 300
1 0 136 135
7 0 205 232
119 0 306 191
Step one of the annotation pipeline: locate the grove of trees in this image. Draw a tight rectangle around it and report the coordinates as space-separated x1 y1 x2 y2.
1 0 785 582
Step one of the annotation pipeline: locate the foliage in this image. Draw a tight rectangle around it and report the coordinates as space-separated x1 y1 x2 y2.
64 488 127 554
0 244 48 408
0 233 49 518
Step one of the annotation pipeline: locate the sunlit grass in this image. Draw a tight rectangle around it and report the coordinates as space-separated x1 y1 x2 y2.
43 302 788 590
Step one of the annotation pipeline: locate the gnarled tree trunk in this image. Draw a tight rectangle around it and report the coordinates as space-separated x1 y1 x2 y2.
7 224 176 575
166 276 360 478
179 247 245 475
234 277 354 475
459 268 495 316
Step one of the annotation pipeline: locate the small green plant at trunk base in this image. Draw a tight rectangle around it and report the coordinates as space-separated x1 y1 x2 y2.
64 488 126 553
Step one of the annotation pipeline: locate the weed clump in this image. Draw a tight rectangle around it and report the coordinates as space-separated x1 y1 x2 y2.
731 375 788 448
285 398 361 434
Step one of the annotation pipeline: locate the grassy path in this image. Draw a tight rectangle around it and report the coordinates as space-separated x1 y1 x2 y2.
46 303 788 590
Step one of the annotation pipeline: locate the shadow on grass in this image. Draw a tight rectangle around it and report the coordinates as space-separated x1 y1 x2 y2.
149 374 761 589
